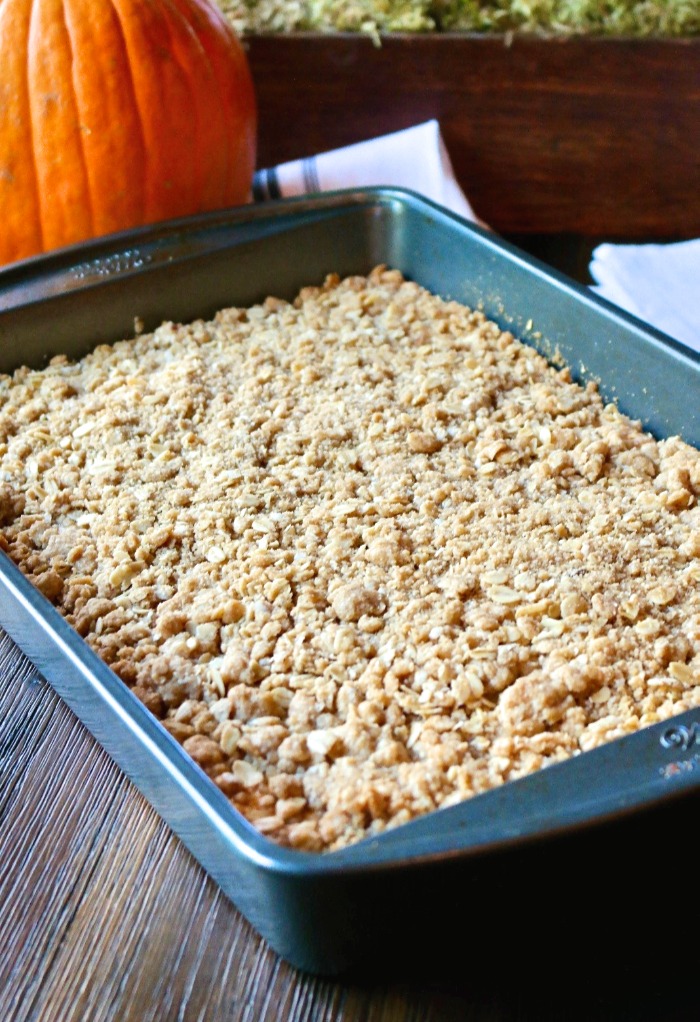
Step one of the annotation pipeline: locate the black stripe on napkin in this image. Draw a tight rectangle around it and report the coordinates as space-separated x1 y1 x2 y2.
252 167 282 202
302 157 321 194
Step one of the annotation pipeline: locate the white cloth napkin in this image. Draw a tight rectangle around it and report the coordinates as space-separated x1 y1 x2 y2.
252 120 478 223
590 240 700 352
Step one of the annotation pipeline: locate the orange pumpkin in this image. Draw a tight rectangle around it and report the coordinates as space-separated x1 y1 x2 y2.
0 0 257 266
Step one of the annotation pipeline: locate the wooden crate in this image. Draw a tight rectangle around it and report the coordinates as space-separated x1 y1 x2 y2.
247 34 700 239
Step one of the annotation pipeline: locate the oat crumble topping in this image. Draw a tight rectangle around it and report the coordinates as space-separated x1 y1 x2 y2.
1 267 700 851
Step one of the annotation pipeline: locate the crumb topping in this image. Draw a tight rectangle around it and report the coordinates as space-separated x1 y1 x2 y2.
2 266 700 851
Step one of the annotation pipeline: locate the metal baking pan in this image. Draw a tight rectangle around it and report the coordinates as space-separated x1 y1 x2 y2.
1 189 700 976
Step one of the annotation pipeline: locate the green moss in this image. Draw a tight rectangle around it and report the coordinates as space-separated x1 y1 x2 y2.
440 0 700 34
220 0 435 33
219 0 699 34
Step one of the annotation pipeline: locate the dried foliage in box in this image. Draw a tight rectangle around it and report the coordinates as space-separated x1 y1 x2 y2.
220 0 699 38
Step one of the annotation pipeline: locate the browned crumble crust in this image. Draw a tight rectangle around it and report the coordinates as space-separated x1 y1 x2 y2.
2 267 700 851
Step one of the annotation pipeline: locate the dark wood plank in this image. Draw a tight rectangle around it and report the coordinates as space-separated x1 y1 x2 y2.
247 34 700 238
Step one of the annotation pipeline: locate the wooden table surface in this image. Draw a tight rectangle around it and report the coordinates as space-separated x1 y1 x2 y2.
0 619 694 1021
